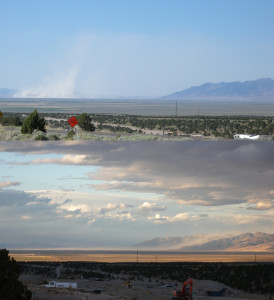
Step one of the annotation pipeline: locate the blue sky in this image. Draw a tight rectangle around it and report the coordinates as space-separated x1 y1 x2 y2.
1 0 274 97
0 141 273 249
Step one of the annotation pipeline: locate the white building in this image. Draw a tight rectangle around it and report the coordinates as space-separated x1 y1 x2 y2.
44 281 77 289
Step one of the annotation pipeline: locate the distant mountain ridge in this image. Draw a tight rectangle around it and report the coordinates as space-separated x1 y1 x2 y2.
135 232 274 251
180 232 274 252
0 88 18 97
164 78 274 101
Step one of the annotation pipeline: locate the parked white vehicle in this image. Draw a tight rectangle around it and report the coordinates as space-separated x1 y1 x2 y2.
233 134 259 140
44 281 77 289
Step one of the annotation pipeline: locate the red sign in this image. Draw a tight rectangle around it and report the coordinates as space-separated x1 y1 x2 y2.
68 116 78 127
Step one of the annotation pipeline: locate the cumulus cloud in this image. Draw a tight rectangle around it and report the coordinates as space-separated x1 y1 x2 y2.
245 192 274 210
254 201 273 210
113 212 135 221
99 203 126 214
148 212 190 223
0 181 20 188
138 201 166 213
14 154 96 165
59 203 90 213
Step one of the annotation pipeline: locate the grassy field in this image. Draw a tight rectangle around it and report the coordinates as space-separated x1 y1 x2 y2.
0 124 220 141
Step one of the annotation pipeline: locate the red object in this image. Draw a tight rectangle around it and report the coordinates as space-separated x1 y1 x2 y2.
68 116 78 127
172 278 193 299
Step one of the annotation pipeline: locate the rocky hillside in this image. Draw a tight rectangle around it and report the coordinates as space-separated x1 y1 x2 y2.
136 232 274 252
164 78 274 101
179 232 274 251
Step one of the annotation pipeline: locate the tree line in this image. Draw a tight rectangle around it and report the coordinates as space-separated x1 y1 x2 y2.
0 111 95 134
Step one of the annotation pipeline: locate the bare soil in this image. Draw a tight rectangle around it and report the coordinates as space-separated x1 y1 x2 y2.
20 275 268 300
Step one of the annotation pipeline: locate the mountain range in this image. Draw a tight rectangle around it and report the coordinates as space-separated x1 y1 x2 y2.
0 88 18 97
134 232 274 252
163 78 274 101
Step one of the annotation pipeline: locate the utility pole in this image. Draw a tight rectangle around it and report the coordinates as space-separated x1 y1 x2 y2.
137 251 139 263
175 101 178 117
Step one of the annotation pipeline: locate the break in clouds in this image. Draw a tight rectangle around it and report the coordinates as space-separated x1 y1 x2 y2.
0 141 273 248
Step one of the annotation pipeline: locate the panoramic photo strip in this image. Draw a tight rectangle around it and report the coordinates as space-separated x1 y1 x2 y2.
0 0 273 300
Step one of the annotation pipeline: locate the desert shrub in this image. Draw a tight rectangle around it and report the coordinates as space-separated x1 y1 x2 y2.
48 134 60 140
66 130 76 140
34 134 48 141
31 130 48 141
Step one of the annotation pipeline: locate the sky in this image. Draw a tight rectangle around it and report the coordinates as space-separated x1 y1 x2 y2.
1 0 274 98
0 141 273 249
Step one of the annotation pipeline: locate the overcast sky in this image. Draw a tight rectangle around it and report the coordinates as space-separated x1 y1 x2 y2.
1 0 274 98
0 141 273 249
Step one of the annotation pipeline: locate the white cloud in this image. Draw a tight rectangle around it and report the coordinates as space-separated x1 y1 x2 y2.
148 212 190 223
59 203 90 213
31 154 93 165
113 212 135 221
100 203 119 214
170 212 190 222
22 215 32 220
246 192 274 210
252 201 273 210
138 201 166 213
0 181 20 188
234 214 258 224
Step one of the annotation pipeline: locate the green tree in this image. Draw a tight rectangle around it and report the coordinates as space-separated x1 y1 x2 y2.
66 130 76 140
0 249 32 300
77 113 95 131
21 109 46 134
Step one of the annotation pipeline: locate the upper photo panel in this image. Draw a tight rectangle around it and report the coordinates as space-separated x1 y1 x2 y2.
0 0 274 140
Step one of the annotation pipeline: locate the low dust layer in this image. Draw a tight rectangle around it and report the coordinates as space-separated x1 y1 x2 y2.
20 275 266 300
11 252 274 263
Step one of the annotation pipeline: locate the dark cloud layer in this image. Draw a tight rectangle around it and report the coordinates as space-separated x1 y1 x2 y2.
0 141 273 248
2 141 274 208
